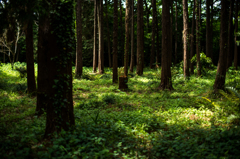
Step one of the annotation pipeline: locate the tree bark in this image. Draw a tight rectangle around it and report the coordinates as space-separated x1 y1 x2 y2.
130 0 135 73
195 0 201 76
124 0 131 76
105 0 112 68
190 0 195 74
98 0 104 74
75 0 83 77
170 0 173 66
156 11 160 68
213 0 228 90
25 19 36 95
112 0 118 83
209 0 213 60
93 0 98 73
234 0 238 70
150 0 156 69
119 0 124 66
175 0 178 65
227 0 234 69
159 0 173 90
137 0 144 75
206 0 210 58
183 0 190 78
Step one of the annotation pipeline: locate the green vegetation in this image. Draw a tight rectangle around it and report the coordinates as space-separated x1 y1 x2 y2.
1 62 240 159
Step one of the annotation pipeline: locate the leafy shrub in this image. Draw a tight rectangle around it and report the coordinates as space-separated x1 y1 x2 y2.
102 93 116 104
15 66 27 78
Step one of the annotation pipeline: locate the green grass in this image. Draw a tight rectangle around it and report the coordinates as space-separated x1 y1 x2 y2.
0 62 240 159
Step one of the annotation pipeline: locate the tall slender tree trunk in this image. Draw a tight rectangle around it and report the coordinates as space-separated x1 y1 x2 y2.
159 0 173 90
213 0 228 90
98 0 104 74
75 0 83 77
206 0 210 58
175 0 178 65
150 0 156 69
195 0 201 76
105 0 112 68
227 0 234 69
156 12 160 68
234 0 238 70
183 0 190 78
130 0 135 73
209 0 213 60
190 0 195 74
199 0 202 52
120 0 124 66
93 0 98 73
25 19 36 95
137 0 144 75
124 0 130 76
113 0 118 83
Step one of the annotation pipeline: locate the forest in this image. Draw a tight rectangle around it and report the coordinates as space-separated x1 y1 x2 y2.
0 0 240 158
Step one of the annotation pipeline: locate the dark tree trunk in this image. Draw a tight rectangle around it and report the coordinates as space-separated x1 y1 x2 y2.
130 0 135 73
150 0 156 69
195 0 201 76
105 0 112 68
227 0 234 69
206 0 210 58
234 0 238 70
120 0 124 66
44 0 75 137
124 0 130 76
75 0 83 77
156 12 160 68
213 0 228 90
98 0 104 74
137 0 144 75
170 0 173 66
209 0 213 60
190 0 195 74
183 0 190 78
25 19 36 95
175 0 178 65
159 0 173 90
112 0 118 83
93 0 98 73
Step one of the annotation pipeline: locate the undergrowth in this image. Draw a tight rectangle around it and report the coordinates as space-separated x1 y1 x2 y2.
0 62 240 159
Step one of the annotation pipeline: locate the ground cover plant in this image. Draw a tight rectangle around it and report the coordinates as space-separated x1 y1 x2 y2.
0 62 240 159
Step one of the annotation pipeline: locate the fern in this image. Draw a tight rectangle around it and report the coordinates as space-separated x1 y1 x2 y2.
225 87 240 101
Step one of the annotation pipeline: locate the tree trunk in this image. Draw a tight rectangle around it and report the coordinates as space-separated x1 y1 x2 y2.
75 0 83 77
183 0 190 78
105 0 112 68
170 0 173 66
112 0 118 83
190 0 195 74
98 0 104 74
234 0 238 70
206 0 210 58
25 19 36 95
44 0 75 137
159 0 173 90
93 0 98 73
227 0 234 69
150 0 156 69
213 0 228 90
156 11 160 68
137 0 144 75
209 0 213 60
120 0 124 66
195 0 201 76
124 0 131 76
130 0 135 73
175 0 178 65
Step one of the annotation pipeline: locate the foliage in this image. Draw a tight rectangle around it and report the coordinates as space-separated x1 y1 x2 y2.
1 63 240 158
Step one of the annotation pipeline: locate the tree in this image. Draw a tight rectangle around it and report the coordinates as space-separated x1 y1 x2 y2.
75 0 83 77
105 0 112 68
175 0 178 65
190 0 195 74
97 0 104 74
124 0 130 76
112 0 118 83
93 0 97 73
195 0 201 76
150 0 156 69
129 0 135 73
36 0 75 136
183 0 189 78
206 0 210 58
234 0 238 70
137 0 144 75
213 0 228 90
159 0 173 90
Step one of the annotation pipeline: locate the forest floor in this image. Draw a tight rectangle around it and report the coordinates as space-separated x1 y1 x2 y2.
0 62 240 159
